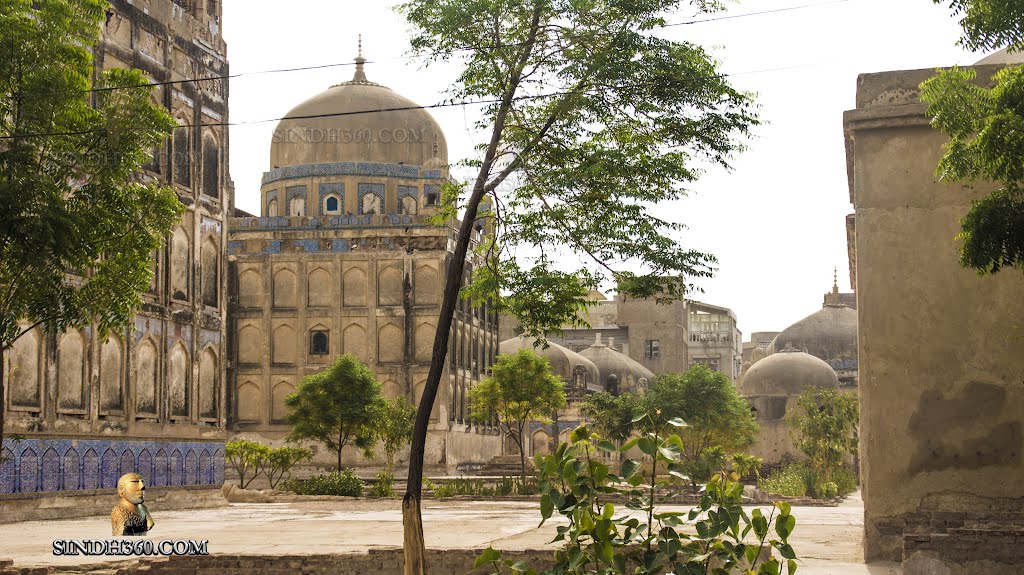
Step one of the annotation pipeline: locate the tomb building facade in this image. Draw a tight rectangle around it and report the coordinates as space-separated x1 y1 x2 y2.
226 56 501 472
2 0 230 507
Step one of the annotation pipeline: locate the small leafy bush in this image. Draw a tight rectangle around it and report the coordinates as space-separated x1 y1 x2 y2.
370 471 395 497
760 462 857 499
282 469 363 496
476 418 799 575
431 476 538 498
225 439 270 488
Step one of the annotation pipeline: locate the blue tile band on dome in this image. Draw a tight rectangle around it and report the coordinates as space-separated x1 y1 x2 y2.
262 162 443 185
0 439 225 495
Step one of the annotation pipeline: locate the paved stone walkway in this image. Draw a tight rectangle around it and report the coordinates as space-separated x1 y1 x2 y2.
0 491 899 574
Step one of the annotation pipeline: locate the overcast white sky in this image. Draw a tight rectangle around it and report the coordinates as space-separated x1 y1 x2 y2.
221 0 987 337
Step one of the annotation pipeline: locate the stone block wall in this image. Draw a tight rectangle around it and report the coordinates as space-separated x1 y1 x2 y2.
844 65 1024 563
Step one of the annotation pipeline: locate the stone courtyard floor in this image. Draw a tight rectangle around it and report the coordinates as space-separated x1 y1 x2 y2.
0 490 900 574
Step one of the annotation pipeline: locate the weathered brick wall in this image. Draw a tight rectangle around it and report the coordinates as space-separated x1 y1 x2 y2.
903 528 1024 575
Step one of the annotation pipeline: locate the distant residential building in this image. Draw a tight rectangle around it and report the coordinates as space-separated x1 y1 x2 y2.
687 301 743 382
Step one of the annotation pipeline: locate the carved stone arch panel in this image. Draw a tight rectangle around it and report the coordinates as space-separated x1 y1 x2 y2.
57 330 86 412
168 342 189 418
342 322 367 361
9 326 41 408
100 335 125 413
378 322 404 364
415 322 436 364
237 324 262 365
272 381 294 423
236 381 261 423
171 226 190 301
342 266 367 307
172 122 191 187
198 347 218 419
414 379 439 422
201 236 219 308
201 130 219 198
532 429 552 456
381 380 402 400
400 195 418 215
272 324 296 365
266 198 279 217
377 265 403 307
136 338 158 415
307 267 333 308
272 268 297 309
414 264 439 306
238 268 263 309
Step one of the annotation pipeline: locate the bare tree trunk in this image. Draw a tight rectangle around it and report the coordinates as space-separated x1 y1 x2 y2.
517 430 527 485
403 184 486 575
402 10 545 574
338 429 344 471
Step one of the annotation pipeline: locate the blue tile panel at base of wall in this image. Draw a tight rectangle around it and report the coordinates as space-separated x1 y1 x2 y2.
0 439 225 495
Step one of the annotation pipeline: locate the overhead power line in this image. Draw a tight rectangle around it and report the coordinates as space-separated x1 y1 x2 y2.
43 0 850 97
0 64 805 141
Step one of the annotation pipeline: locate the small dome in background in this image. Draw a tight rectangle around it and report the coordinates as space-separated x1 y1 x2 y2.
499 336 600 386
767 305 857 362
586 289 608 301
579 333 654 393
741 346 840 396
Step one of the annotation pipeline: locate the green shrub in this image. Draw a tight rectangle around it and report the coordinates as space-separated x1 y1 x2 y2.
760 462 858 499
430 476 538 498
759 463 808 497
282 469 363 496
370 471 395 497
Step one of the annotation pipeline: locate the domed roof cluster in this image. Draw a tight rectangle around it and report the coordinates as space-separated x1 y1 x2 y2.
269 55 448 169
741 347 840 396
499 336 600 389
579 334 654 393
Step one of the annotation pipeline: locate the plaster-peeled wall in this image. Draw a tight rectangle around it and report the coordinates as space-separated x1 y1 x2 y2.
845 67 1024 562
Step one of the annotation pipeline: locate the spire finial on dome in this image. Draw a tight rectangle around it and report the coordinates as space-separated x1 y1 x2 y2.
833 266 839 293
352 35 368 83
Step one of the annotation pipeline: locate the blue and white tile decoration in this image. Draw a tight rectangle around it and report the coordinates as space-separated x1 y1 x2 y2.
0 439 225 494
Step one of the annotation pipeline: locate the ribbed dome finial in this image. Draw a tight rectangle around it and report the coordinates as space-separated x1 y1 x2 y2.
353 34 368 83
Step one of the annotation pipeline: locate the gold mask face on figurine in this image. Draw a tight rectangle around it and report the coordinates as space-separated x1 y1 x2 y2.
111 473 155 536
118 473 146 505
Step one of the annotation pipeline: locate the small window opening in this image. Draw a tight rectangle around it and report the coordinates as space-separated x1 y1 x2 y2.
310 331 329 355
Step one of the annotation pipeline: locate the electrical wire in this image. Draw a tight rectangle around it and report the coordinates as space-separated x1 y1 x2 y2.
33 0 850 97
0 64 805 140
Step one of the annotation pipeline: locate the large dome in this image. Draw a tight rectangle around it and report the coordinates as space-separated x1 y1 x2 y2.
741 349 839 396
767 305 857 362
269 58 448 169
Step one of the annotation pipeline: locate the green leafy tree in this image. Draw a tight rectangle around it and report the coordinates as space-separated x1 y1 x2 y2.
395 1 758 569
785 388 859 490
0 0 182 449
469 349 567 484
645 365 759 489
579 391 647 444
934 0 1024 52
919 1 1024 273
225 439 271 489
285 354 385 471
376 396 417 475
266 446 314 490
